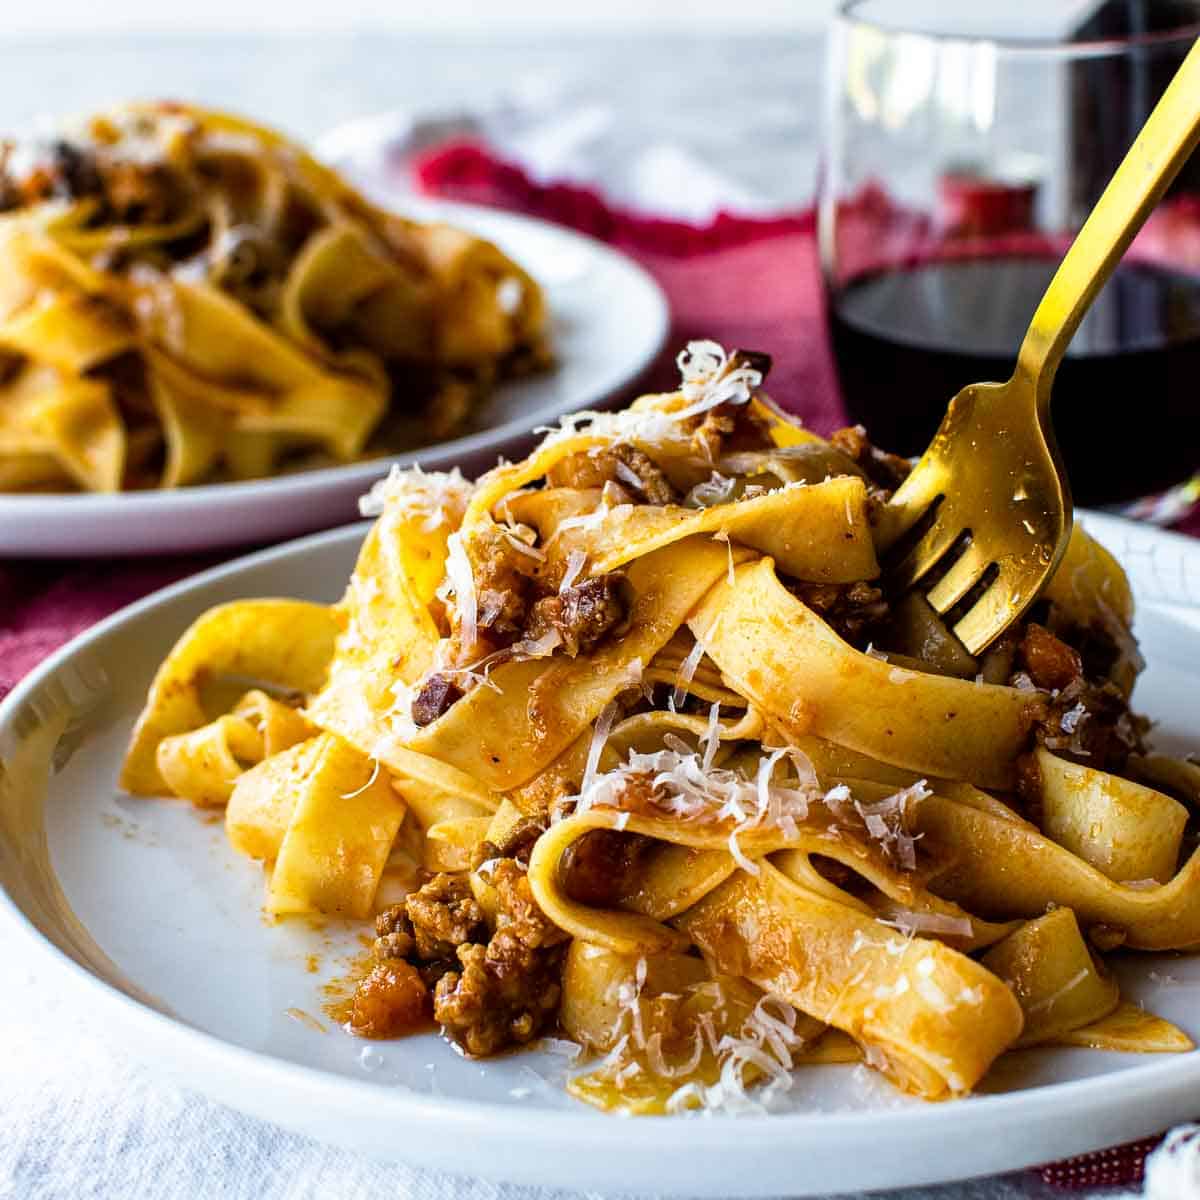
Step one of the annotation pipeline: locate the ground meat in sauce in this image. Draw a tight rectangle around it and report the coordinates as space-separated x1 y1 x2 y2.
547 443 679 505
1019 623 1083 693
434 937 564 1056
101 159 183 224
423 530 628 723
433 858 567 1055
1009 621 1148 808
560 829 652 907
472 819 543 869
829 425 913 495
487 859 567 950
1043 607 1134 688
469 525 537 643
524 574 629 657
7 141 188 224
792 580 889 646
691 393 776 462
1036 677 1147 768
373 904 417 960
403 873 487 960
692 404 738 462
361 830 569 1057
410 673 463 727
49 141 103 202
349 960 430 1038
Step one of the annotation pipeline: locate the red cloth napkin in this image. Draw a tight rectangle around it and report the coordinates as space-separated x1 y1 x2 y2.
0 136 1194 1193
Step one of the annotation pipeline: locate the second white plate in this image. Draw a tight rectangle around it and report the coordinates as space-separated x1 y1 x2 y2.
0 199 668 557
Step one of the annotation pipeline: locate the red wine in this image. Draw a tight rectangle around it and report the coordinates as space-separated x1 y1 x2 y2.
828 257 1200 507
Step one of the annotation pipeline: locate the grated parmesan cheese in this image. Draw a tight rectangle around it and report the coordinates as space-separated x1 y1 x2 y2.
546 494 632 545
701 702 721 772
711 530 736 586
339 757 382 799
498 522 546 562
559 549 588 593
613 457 647 493
436 531 479 654
1027 968 1089 1015
826 780 930 871
536 407 684 452
1059 702 1087 734
662 994 807 1116
358 463 473 528
561 726 819 880
671 637 709 711
581 701 621 798
685 472 739 509
879 909 974 939
645 1031 703 1080
727 828 759 876
537 340 762 452
674 341 763 421
536 1036 584 1061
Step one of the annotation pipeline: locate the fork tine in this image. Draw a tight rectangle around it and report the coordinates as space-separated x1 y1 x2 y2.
952 561 1026 656
924 540 992 616
886 506 963 593
873 466 945 554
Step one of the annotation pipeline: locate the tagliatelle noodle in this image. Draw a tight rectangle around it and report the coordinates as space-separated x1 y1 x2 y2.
689 560 1037 788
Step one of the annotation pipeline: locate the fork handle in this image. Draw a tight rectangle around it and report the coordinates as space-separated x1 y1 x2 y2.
1017 35 1200 406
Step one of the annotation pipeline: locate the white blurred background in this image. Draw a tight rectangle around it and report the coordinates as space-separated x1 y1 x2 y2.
0 0 833 214
0 0 834 32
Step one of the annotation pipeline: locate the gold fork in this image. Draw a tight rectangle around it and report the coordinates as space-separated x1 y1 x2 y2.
876 37 1200 656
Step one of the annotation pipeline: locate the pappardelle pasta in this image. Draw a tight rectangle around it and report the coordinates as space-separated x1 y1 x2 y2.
122 341 1198 1114
0 102 549 493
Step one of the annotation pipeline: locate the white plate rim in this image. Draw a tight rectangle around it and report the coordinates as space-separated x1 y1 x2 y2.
0 198 669 549
2 511 1199 1194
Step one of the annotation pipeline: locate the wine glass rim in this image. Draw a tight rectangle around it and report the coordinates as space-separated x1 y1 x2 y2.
836 0 1200 56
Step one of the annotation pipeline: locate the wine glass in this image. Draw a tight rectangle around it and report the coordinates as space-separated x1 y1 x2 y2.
818 0 1200 521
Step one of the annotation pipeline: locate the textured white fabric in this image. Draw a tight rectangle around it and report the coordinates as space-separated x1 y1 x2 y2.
315 80 783 224
1142 1126 1200 1198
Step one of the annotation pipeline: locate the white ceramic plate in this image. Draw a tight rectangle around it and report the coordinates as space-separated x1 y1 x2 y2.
0 199 668 557
1 512 1199 1197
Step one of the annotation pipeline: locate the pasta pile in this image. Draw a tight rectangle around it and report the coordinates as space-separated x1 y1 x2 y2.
122 341 1199 1114
0 102 549 492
